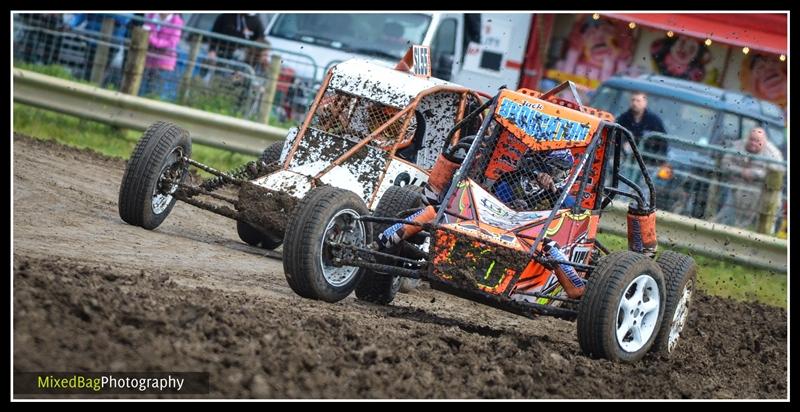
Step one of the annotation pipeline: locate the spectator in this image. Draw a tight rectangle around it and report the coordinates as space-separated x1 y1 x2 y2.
69 13 130 82
615 91 668 206
207 14 266 63
713 127 784 229
140 13 184 98
616 91 668 162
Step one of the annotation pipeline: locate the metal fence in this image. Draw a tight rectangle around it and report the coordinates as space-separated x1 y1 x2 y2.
614 132 787 236
12 13 322 127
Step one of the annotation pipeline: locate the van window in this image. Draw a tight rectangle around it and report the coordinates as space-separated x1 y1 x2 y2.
591 87 623 115
269 14 432 60
719 113 740 142
433 18 457 55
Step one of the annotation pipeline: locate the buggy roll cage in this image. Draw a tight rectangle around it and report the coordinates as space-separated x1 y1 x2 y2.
433 86 656 258
346 85 657 291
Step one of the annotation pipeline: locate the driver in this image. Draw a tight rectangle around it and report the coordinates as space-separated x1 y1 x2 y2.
491 149 576 210
374 142 576 254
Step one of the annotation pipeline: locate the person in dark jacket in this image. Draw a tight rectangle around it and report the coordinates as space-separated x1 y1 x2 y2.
615 91 667 161
207 14 266 62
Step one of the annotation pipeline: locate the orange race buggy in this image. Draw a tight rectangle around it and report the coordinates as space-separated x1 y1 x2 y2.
282 81 697 362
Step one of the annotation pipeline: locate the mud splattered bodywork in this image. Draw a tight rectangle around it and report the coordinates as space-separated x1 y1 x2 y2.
253 58 484 213
153 54 486 241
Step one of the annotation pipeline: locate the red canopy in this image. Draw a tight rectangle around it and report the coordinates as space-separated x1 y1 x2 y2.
604 13 787 55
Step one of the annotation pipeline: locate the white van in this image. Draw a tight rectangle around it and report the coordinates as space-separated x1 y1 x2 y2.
265 13 532 93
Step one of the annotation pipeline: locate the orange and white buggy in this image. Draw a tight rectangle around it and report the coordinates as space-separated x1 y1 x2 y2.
282 81 698 362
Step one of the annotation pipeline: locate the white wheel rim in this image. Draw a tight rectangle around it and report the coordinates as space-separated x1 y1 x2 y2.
667 279 694 352
151 147 183 215
319 209 365 287
616 274 661 353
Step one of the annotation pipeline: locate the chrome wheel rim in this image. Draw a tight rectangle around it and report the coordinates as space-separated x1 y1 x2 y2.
319 209 365 287
616 274 661 353
668 279 694 352
151 147 184 215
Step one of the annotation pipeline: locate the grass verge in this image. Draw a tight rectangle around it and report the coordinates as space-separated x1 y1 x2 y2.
597 232 786 308
13 103 256 173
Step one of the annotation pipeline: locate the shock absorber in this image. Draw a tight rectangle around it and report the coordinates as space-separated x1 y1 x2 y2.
626 205 657 258
542 238 585 299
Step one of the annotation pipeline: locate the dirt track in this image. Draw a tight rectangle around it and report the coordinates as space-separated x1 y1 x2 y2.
13 134 787 399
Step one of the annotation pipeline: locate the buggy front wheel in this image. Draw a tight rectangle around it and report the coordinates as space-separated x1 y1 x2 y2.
651 251 697 357
355 185 425 305
282 186 371 302
118 121 191 230
577 251 666 362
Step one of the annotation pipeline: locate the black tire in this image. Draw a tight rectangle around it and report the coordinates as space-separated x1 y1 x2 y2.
118 121 191 230
283 186 371 302
577 251 666 362
651 251 697 356
235 139 285 249
260 139 284 164
236 220 283 249
355 185 425 304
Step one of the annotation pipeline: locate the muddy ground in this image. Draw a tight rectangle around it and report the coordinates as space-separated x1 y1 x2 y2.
12 134 787 399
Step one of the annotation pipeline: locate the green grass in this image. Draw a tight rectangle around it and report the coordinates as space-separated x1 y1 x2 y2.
13 103 256 173
15 62 81 82
596 232 787 308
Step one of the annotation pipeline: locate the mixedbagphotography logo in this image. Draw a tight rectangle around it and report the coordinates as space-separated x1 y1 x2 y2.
14 372 210 395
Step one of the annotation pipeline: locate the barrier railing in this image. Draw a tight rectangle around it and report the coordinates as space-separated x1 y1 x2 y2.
616 132 787 236
12 13 323 126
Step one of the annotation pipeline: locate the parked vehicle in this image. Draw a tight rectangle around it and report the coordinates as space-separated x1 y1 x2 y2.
590 74 786 219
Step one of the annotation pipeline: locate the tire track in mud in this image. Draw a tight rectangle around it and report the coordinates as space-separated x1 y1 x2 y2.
12 134 787 398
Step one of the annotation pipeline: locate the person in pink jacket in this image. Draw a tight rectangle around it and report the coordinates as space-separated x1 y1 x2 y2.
141 13 184 97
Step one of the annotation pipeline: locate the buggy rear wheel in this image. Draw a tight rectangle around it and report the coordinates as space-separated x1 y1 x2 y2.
355 185 426 305
118 121 191 230
235 139 286 249
283 186 371 302
236 220 284 249
577 251 666 362
651 251 697 357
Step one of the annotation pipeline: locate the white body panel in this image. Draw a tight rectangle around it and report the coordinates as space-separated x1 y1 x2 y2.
328 59 456 109
370 159 430 208
253 170 313 199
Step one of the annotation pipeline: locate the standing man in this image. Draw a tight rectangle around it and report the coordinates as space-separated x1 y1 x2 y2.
713 127 784 229
615 91 667 206
207 14 267 64
615 91 667 161
204 14 269 113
